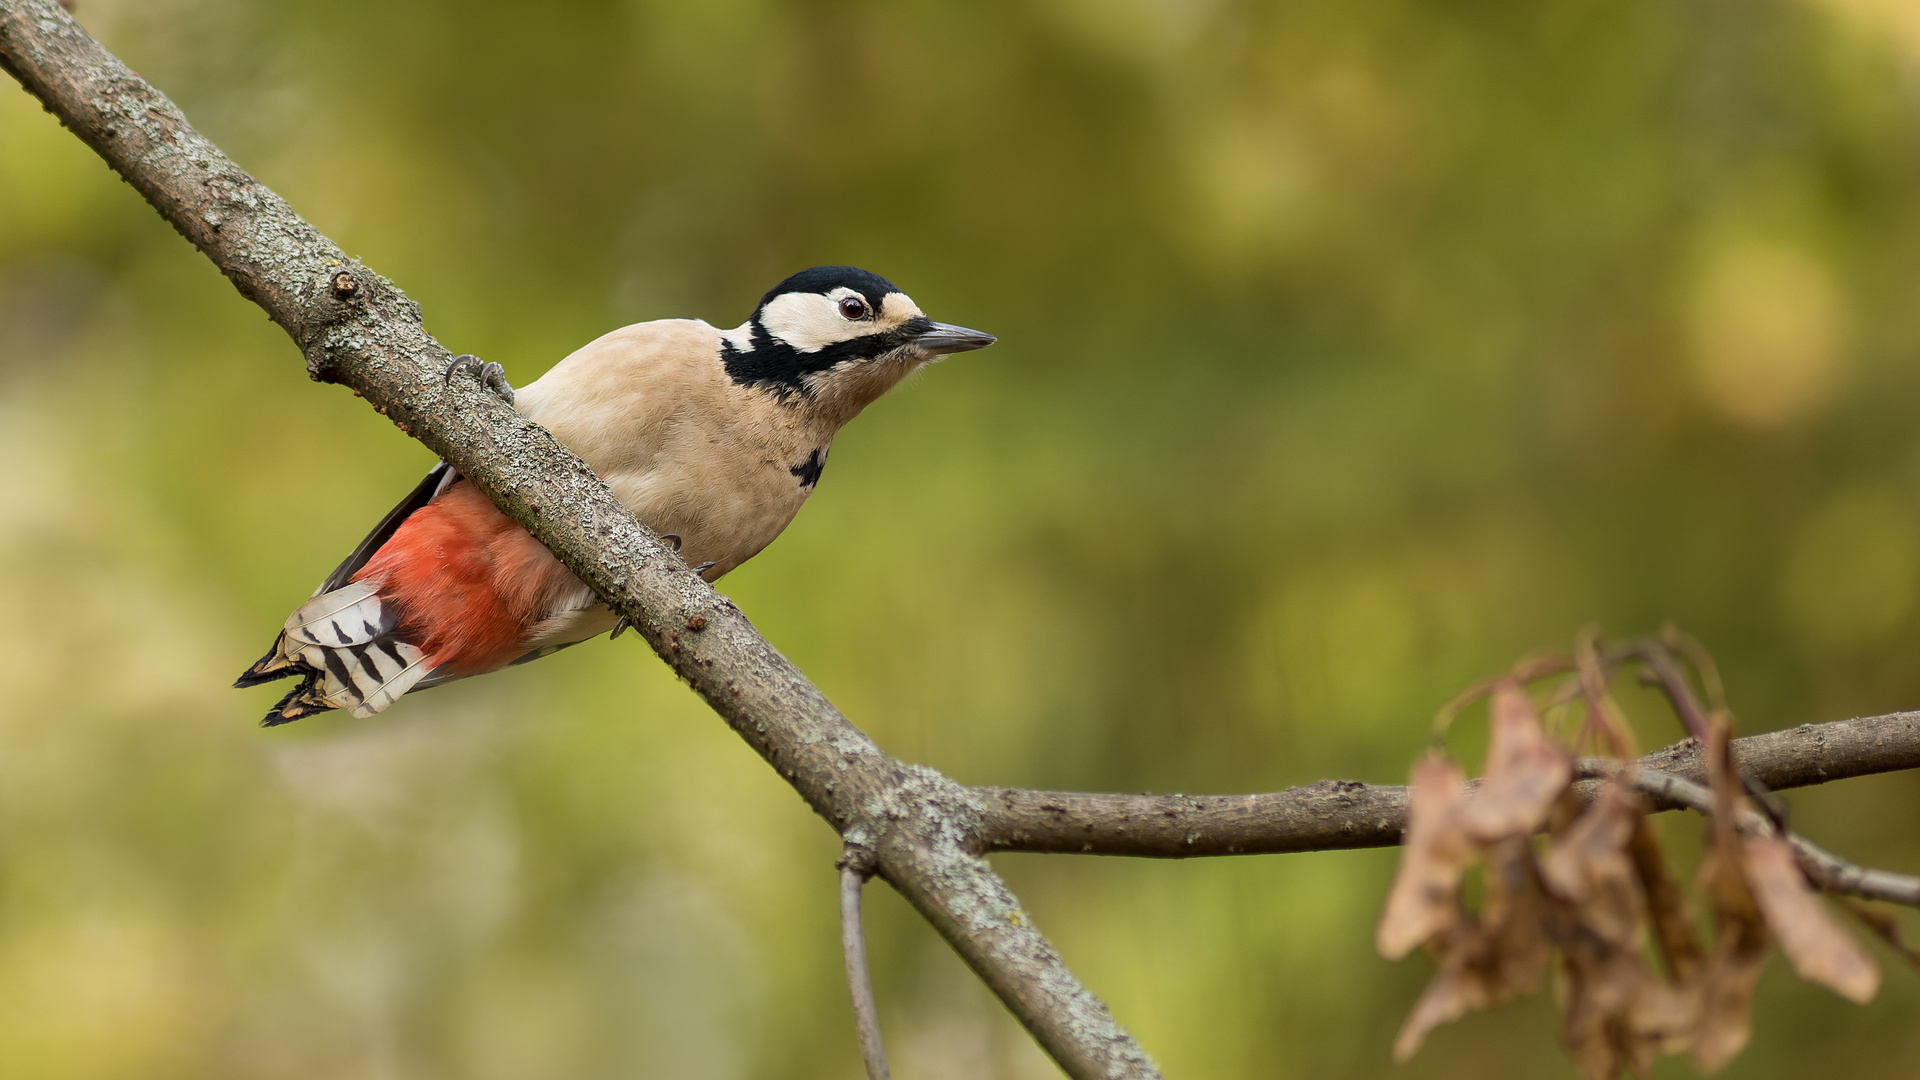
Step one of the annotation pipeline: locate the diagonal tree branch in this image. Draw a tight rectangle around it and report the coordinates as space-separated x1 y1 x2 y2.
10 2 1920 1073
0 4 1156 1077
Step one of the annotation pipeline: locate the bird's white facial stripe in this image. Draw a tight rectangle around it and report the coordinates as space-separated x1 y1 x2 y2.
720 322 756 354
759 289 918 353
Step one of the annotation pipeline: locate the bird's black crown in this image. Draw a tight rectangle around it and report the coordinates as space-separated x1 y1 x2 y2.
756 266 900 314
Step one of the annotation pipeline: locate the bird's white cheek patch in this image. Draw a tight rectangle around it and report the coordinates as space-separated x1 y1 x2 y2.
758 292 852 353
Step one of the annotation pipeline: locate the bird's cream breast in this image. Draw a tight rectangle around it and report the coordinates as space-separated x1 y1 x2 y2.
514 318 835 576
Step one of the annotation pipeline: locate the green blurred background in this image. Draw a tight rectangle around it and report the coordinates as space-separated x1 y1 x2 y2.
4 0 1920 1076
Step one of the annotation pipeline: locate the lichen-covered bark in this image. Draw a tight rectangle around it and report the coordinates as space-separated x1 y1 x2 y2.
0 3 1155 1077
10 2 1920 1072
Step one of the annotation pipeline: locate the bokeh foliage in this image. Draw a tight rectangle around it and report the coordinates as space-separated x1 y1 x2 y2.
3 0 1920 1076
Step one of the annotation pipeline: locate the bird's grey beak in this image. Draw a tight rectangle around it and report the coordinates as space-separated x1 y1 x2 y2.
912 321 997 355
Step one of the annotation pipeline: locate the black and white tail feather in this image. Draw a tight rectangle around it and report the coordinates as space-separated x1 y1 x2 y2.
235 463 455 725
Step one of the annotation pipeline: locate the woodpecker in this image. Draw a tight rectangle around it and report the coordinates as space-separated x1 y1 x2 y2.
236 266 994 725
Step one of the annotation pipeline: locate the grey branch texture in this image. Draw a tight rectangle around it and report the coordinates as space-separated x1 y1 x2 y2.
6 3 1919 1076
0 5 1156 1076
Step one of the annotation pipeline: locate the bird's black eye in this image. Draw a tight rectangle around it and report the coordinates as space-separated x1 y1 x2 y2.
838 296 869 320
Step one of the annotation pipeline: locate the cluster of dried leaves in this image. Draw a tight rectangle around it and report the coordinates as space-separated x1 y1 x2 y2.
1376 634 1886 1079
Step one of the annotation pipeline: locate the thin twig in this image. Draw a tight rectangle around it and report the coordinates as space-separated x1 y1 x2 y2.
1788 834 1920 908
1625 639 1791 827
840 855 892 1080
1576 759 1920 908
1574 626 1639 757
1432 652 1583 738
1661 623 1728 714
1628 641 1713 742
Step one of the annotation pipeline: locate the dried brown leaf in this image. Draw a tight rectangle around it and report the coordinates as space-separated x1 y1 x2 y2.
1393 837 1557 1060
1703 718 1740 850
1481 835 1556 998
1624 975 1698 1056
1629 815 1703 983
1692 820 1769 1073
1383 635 1892 1080
1560 931 1705 1080
1837 899 1920 972
1377 753 1472 959
1743 836 1880 1003
1541 782 1647 948
1561 945 1662 1080
1698 825 1754 927
1460 681 1573 842
1690 915 1769 1074
1393 941 1481 1062
1574 628 1640 759
1550 786 1677 1080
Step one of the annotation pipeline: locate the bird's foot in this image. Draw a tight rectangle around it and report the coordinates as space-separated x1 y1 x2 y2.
444 353 516 405
610 613 631 640
659 533 683 553
688 561 716 576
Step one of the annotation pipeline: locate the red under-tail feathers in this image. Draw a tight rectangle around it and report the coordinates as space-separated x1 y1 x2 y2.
352 482 564 678
237 475 582 724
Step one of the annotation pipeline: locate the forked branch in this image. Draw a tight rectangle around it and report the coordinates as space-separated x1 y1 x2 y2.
7 5 1918 1079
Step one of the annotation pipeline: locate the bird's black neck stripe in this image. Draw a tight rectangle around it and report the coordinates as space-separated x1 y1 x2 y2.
790 447 827 488
720 316 929 396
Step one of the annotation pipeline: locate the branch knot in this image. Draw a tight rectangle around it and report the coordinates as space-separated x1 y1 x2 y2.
837 843 878 878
